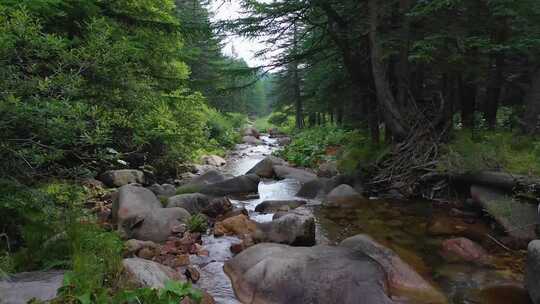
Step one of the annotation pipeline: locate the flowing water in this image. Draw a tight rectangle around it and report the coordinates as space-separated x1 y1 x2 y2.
194 135 532 304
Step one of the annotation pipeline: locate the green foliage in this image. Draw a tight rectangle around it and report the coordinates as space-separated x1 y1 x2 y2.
58 224 123 303
0 2 208 179
277 127 351 168
115 280 202 304
0 179 87 271
439 130 540 175
187 214 208 234
203 107 244 152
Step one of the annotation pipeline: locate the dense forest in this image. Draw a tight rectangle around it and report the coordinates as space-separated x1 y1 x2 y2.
2 0 540 304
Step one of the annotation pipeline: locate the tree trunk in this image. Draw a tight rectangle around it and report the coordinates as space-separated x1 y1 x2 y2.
368 94 380 145
368 0 409 140
458 75 476 129
292 22 304 129
523 66 540 134
396 0 412 107
485 54 504 129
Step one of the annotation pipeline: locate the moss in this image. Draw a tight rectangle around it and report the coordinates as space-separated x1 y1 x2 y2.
176 185 202 195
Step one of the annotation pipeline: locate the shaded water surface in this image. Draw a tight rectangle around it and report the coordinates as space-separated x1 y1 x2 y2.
199 135 531 304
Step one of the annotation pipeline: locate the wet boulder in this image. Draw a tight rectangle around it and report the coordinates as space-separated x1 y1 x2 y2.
440 237 489 265
255 200 307 214
340 235 446 304
246 156 287 178
256 208 315 246
199 174 260 196
0 271 64 304
323 184 365 208
201 155 227 167
201 197 233 218
296 175 354 198
121 258 185 289
148 183 176 198
273 165 317 184
224 243 394 304
526 240 540 304
471 185 537 244
100 169 145 187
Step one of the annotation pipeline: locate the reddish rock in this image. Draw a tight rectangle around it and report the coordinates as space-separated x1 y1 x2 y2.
214 214 257 238
174 255 190 268
441 237 489 264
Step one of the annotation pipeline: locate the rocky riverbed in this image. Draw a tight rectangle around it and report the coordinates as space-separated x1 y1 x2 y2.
0 131 535 304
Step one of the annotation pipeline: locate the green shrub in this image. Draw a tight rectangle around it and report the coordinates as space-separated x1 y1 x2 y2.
277 126 350 168
439 130 540 175
0 179 87 271
187 214 208 233
114 280 202 304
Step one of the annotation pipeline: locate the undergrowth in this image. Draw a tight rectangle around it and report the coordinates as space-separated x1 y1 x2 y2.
276 126 387 174
439 130 540 175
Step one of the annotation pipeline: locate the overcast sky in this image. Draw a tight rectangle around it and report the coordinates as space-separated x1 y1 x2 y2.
209 0 270 67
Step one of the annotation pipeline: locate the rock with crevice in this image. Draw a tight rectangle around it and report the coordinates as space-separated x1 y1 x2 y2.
243 127 261 139
246 156 287 178
167 193 212 214
114 185 191 242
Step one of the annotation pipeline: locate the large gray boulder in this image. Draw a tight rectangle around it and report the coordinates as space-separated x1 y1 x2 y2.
246 156 287 178
255 200 307 214
273 165 317 184
526 240 540 304
317 161 339 177
100 169 145 187
0 271 64 304
340 235 446 303
121 258 184 289
243 127 261 138
167 193 211 214
127 207 191 242
186 170 230 187
243 136 261 145
256 208 315 246
114 185 190 242
199 174 260 196
471 185 537 243
323 184 365 208
296 175 353 198
224 243 394 304
113 185 162 224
